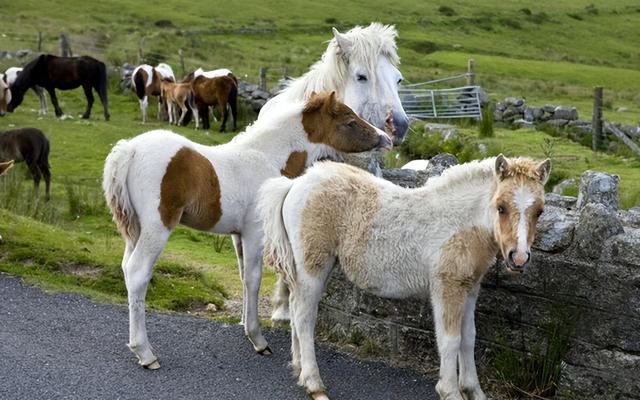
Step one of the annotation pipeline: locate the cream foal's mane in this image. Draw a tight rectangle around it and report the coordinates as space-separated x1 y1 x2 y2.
282 23 400 100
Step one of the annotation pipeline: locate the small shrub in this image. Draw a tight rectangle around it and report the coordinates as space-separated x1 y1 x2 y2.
478 106 495 138
406 40 439 54
348 328 365 346
498 18 522 30
212 234 229 253
438 5 456 16
585 4 599 15
324 17 338 24
154 19 174 28
567 13 584 21
519 8 532 16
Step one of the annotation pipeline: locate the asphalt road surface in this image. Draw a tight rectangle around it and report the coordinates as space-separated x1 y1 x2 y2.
0 273 437 400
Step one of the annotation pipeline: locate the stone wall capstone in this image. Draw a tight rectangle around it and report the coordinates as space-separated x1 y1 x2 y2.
323 154 640 399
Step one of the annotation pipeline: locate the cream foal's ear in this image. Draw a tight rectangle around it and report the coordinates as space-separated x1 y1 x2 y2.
495 154 509 180
537 158 552 185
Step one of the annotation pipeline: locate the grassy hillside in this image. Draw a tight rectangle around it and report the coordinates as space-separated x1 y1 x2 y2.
1 1 639 123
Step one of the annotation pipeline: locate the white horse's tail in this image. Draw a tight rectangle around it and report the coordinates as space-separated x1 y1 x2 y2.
102 139 140 243
258 177 296 287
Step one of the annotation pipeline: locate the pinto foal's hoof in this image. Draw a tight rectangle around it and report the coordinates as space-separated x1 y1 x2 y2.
143 360 161 370
257 345 273 356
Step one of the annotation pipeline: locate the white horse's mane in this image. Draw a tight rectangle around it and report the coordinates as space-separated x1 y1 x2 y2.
282 22 400 99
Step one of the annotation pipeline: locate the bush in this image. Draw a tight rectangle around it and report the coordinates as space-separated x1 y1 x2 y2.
478 106 495 138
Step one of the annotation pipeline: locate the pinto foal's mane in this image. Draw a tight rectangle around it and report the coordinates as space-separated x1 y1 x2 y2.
282 23 400 99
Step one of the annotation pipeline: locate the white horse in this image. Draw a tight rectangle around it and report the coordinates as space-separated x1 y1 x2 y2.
103 91 392 369
259 155 550 400
260 22 411 324
3 67 48 116
131 63 176 122
0 77 10 117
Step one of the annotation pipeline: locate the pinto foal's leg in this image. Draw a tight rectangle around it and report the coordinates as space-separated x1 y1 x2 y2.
241 227 270 354
123 226 170 369
458 287 486 400
231 234 246 325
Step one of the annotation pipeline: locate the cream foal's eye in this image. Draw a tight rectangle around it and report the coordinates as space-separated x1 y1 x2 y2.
497 205 506 214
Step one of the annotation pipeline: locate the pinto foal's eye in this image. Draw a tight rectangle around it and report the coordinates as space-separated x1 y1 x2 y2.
356 74 368 82
497 205 506 215
347 120 358 128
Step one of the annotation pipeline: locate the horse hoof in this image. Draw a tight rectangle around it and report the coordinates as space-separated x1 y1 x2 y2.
143 360 161 370
257 346 273 356
310 391 330 400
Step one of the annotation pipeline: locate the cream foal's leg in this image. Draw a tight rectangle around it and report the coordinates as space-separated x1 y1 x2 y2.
458 286 486 400
124 226 170 369
271 276 291 323
432 284 465 400
292 261 333 400
231 234 245 325
241 226 270 354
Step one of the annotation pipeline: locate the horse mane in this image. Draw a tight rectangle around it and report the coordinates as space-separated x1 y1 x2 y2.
282 22 399 99
11 54 45 93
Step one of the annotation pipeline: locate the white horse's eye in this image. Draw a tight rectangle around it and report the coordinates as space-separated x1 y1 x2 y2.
397 77 403 85
356 74 368 82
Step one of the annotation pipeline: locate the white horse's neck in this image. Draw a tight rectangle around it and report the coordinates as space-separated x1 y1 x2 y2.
219 105 336 172
416 158 498 231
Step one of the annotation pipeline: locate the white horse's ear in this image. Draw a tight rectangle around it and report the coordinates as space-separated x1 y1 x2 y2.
537 159 551 185
332 27 351 52
495 154 509 180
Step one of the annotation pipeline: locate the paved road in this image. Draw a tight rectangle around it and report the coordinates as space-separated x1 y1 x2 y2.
0 273 437 400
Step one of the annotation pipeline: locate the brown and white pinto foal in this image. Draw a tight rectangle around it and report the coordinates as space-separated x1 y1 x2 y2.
259 155 550 400
103 91 392 370
131 63 175 122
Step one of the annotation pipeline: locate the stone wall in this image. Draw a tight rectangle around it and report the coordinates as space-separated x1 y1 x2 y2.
318 157 640 399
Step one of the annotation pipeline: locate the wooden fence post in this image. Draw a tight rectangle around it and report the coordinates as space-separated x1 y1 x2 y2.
59 34 72 57
138 37 145 64
466 59 475 86
37 31 42 52
592 86 603 150
178 49 185 77
259 67 267 91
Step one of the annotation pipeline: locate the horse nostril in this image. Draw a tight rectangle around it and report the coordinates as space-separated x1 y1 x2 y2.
508 250 515 264
377 134 393 150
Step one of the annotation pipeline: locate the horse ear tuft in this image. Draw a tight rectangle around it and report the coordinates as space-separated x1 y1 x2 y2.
303 91 323 113
332 27 351 52
537 159 551 185
495 154 509 180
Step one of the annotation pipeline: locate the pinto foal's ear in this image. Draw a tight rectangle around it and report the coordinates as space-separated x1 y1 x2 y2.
495 154 510 180
537 159 551 185
303 91 325 113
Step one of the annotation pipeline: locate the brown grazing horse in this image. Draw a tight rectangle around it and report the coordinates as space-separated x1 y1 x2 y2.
7 54 109 121
191 75 238 132
0 128 51 200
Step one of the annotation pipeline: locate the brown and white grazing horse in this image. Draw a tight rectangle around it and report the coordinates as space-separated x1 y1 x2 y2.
3 67 48 116
0 77 10 117
191 75 238 132
262 23 411 324
0 160 15 242
259 155 551 400
131 63 175 122
103 91 392 369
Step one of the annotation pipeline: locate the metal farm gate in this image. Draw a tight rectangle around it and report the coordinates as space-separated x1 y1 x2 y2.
399 82 483 120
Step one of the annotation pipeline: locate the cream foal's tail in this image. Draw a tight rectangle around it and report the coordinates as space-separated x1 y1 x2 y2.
102 139 140 243
258 176 296 287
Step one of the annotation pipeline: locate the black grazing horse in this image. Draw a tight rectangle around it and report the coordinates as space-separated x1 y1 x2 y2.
7 54 110 121
0 128 51 200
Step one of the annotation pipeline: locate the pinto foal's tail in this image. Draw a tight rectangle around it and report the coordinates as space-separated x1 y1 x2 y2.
258 176 297 287
102 139 140 244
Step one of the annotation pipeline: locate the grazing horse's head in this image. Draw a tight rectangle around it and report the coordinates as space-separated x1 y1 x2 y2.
329 23 409 144
0 78 11 116
492 154 551 273
302 91 392 153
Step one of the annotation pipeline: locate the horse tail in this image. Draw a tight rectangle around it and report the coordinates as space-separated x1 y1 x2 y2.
102 140 140 244
258 176 296 287
133 70 146 100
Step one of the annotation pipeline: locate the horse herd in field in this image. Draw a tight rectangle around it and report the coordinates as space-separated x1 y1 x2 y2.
2 23 551 400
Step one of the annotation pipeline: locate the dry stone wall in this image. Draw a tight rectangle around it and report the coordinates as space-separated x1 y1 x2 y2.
319 155 640 399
